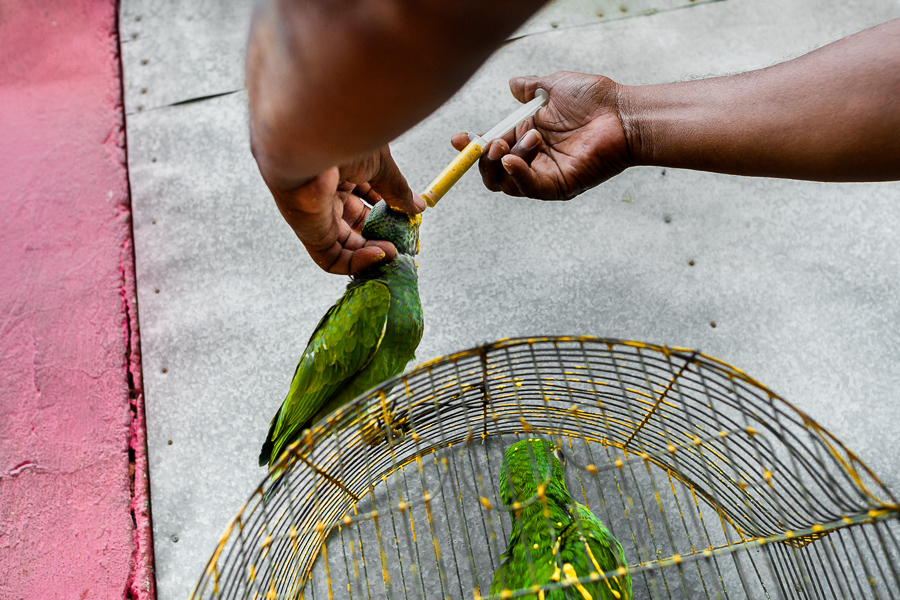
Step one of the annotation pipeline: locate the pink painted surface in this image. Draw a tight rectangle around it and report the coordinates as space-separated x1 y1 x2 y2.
0 1 155 598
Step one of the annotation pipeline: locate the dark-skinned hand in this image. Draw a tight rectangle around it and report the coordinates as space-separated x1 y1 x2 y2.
451 71 633 200
268 145 425 276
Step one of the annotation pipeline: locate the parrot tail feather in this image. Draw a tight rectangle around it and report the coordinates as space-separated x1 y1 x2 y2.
259 414 280 467
262 467 286 504
259 438 275 467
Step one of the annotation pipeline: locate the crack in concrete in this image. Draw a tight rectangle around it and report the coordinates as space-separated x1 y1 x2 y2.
126 88 244 116
115 6 157 598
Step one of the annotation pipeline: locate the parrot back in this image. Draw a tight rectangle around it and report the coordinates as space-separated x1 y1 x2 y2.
306 255 423 426
491 439 632 600
490 503 631 600
259 255 422 469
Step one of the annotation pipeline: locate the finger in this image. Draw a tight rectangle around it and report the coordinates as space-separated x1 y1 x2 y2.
347 242 397 275
479 138 514 193
305 219 362 275
352 181 373 198
509 128 542 165
499 154 557 200
514 119 533 139
311 235 397 276
328 246 384 276
510 71 574 107
481 138 527 197
451 133 471 151
342 196 371 233
496 124 521 150
348 181 384 206
368 149 425 214
451 132 490 151
307 244 346 274
364 240 397 260
509 75 546 104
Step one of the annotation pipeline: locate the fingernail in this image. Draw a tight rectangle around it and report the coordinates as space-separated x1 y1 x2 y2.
519 129 540 151
487 142 505 161
412 194 426 212
501 158 513 173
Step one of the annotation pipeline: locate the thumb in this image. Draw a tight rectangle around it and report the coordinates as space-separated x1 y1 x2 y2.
509 75 550 104
369 150 426 214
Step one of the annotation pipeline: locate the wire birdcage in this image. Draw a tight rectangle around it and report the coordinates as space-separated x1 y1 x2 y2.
192 337 900 600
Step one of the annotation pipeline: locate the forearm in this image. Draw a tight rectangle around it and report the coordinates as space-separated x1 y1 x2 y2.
621 18 900 182
247 0 545 191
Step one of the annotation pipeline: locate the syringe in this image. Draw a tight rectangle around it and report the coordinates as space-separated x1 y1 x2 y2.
421 89 549 208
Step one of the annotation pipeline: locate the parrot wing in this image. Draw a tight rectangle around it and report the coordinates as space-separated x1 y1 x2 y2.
559 503 632 600
489 528 555 598
489 538 516 596
259 280 392 466
489 551 528 597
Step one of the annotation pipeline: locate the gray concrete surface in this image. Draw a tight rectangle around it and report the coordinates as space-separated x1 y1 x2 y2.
119 0 900 598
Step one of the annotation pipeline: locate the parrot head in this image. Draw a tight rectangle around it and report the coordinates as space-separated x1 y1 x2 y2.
499 438 568 507
362 201 422 256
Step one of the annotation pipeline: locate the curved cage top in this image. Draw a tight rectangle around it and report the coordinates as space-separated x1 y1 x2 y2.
192 337 900 600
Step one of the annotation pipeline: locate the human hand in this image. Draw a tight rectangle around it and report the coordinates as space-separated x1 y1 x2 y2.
268 146 425 275
451 71 633 200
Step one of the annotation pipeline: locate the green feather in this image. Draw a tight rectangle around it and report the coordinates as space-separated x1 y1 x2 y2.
259 202 423 469
490 439 632 600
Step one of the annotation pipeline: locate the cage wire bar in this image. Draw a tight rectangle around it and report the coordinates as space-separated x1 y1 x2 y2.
192 337 900 600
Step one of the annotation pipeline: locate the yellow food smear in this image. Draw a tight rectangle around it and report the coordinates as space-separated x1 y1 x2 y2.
562 563 593 600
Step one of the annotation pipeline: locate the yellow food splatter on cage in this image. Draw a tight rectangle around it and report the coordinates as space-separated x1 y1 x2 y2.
187 337 900 600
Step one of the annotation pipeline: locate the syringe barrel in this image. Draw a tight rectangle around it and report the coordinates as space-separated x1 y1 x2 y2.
421 137 487 208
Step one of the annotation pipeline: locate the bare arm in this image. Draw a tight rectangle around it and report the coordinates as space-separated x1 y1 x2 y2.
246 0 544 274
624 18 900 182
462 19 900 200
247 0 546 191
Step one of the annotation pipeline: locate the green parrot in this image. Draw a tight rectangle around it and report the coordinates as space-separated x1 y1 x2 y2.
259 200 424 474
490 438 632 600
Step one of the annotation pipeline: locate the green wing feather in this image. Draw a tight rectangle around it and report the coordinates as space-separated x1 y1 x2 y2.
557 503 632 600
259 280 391 466
489 529 557 597
489 510 630 600
489 437 631 600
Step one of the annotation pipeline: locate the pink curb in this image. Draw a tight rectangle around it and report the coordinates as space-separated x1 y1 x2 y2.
0 1 155 598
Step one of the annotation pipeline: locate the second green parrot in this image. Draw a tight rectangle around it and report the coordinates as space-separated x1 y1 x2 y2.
259 201 424 472
490 438 632 600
